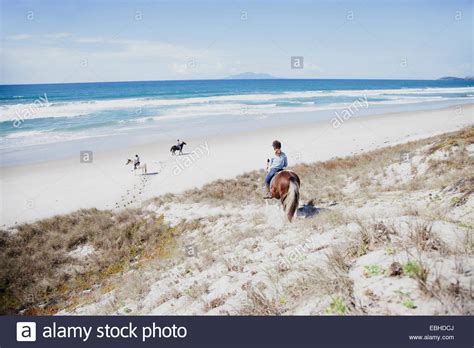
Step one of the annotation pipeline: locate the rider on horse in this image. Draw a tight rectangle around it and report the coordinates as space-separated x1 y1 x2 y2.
133 154 140 170
264 140 288 198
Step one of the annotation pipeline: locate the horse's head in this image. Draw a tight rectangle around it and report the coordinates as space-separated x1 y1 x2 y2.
182 141 187 146
125 159 132 165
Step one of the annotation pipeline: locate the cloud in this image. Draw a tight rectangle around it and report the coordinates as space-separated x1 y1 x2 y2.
1 35 234 83
76 37 106 43
100 39 211 60
5 34 33 40
170 62 191 75
43 32 73 39
5 32 73 41
304 62 323 72
4 34 219 61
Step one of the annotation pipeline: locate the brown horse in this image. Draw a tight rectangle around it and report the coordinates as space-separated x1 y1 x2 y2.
269 170 300 222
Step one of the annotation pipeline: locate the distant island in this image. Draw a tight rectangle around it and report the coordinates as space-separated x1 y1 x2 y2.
225 72 278 80
438 76 474 81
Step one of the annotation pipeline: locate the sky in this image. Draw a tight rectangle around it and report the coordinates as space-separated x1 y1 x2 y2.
0 0 472 84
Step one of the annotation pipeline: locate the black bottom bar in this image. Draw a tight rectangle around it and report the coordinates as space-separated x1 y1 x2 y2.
1 316 472 347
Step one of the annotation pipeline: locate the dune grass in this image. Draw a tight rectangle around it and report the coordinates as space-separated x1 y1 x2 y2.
0 208 190 314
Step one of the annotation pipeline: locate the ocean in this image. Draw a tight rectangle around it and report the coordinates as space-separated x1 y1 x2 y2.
1 79 473 165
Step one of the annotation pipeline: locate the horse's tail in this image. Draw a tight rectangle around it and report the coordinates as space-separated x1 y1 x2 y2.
283 177 300 222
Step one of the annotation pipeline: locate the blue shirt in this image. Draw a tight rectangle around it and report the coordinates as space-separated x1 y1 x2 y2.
269 152 288 170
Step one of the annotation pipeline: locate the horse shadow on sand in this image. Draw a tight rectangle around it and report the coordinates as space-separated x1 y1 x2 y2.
296 200 327 218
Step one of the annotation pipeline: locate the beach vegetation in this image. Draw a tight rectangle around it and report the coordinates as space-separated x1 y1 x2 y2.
0 208 190 314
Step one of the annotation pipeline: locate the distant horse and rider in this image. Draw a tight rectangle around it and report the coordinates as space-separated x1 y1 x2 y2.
126 139 188 175
170 139 187 156
264 140 300 222
126 154 147 174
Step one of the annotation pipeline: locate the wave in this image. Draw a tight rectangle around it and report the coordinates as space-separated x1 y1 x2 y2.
5 130 46 139
121 95 472 124
1 86 473 122
1 131 112 149
1 95 472 150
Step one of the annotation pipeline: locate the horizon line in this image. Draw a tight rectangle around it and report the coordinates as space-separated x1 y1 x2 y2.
0 76 469 87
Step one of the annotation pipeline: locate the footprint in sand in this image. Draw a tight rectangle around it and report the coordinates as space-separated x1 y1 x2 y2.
114 171 155 210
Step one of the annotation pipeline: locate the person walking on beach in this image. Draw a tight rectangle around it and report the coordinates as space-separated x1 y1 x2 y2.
264 140 288 198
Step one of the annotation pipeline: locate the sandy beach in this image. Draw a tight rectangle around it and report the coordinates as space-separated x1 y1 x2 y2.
1 104 473 227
